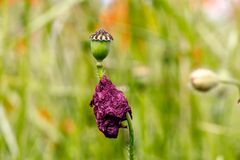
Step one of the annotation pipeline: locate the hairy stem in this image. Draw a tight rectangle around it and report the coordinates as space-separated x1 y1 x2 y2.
96 61 104 79
126 112 134 160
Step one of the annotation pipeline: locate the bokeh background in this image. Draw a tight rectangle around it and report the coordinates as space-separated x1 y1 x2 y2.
0 0 240 159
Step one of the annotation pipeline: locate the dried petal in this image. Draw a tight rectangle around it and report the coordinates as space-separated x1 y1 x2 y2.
90 75 132 138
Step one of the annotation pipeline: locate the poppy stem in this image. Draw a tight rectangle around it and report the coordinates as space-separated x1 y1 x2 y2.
219 79 240 103
126 112 134 160
96 61 104 79
219 79 240 88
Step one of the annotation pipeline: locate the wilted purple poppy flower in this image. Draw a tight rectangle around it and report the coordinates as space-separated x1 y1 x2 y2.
90 75 132 138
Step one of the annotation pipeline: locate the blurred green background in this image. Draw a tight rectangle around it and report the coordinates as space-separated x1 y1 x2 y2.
0 0 240 159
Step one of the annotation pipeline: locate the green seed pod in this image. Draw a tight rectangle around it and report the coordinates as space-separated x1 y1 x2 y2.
90 28 113 61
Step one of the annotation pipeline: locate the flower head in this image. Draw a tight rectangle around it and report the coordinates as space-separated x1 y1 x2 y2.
190 68 219 92
90 75 132 138
90 29 113 61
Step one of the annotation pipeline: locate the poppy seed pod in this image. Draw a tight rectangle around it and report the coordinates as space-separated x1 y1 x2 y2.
90 28 113 61
190 68 219 92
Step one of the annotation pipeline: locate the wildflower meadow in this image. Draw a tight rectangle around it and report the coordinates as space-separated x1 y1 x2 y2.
0 0 240 160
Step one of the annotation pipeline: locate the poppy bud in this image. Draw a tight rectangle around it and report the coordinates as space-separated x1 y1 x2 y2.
190 68 219 92
90 28 113 61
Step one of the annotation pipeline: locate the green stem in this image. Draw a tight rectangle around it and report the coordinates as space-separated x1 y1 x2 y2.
219 79 240 87
96 61 104 79
220 79 240 102
95 61 135 159
126 112 134 160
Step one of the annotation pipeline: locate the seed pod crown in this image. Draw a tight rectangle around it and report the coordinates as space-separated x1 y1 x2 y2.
90 28 113 41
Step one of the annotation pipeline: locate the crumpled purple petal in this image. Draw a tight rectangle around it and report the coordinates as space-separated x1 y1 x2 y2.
90 75 132 138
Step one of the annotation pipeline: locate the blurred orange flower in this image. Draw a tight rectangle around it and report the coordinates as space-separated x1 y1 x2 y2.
38 107 52 123
98 0 130 49
61 118 76 134
191 47 203 67
0 0 39 5
15 38 27 55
